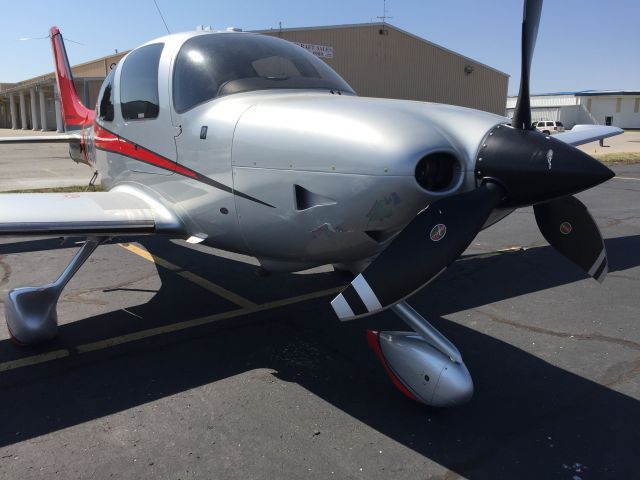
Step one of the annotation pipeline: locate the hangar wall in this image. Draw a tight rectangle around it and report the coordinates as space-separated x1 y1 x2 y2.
259 23 509 115
581 95 640 129
506 91 640 129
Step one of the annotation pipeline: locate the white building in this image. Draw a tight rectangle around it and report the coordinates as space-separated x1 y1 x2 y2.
506 90 640 129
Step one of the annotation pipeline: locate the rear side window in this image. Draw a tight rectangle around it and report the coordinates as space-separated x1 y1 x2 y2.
120 43 164 120
97 69 115 121
546 121 554 127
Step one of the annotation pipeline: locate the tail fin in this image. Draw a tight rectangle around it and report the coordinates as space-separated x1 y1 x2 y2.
49 26 94 129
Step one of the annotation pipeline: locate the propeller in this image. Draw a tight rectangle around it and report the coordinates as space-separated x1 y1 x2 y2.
534 196 608 282
512 0 543 130
331 0 615 321
331 183 502 320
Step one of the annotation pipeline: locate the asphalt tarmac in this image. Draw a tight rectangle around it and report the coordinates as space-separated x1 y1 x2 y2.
0 166 639 479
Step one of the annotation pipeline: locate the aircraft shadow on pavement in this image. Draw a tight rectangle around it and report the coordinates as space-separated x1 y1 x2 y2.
0 234 638 478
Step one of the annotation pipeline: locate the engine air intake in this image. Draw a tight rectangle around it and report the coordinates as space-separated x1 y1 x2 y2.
415 152 459 192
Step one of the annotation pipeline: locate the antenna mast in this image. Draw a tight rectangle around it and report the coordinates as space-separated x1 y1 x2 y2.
376 0 393 35
153 0 171 34
376 0 393 24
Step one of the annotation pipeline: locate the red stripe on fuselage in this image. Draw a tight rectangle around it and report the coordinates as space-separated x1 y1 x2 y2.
92 123 274 208
93 123 196 178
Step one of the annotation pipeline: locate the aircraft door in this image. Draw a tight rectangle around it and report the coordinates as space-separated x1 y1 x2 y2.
168 39 245 253
169 33 237 189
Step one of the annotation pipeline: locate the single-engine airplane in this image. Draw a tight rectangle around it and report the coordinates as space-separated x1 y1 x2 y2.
0 0 623 407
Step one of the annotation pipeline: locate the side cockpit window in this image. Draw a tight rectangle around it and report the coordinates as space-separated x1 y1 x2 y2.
120 43 164 120
97 69 115 121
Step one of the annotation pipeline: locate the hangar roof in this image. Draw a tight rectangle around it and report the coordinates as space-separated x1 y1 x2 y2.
508 90 640 100
575 90 640 97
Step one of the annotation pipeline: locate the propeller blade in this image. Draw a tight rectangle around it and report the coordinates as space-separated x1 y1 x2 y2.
331 182 503 321
534 196 608 282
511 0 543 130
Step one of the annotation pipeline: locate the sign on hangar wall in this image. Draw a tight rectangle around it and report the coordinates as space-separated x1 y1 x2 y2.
295 42 334 58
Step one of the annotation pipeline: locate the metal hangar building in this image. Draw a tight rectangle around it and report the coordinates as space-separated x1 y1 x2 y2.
0 22 509 131
506 90 640 129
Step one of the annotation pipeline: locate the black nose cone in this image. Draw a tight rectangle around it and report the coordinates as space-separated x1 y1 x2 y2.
477 125 614 207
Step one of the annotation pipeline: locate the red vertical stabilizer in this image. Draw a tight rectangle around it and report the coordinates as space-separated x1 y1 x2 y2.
49 26 94 129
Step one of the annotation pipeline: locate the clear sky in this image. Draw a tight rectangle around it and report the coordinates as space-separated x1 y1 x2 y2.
0 0 638 95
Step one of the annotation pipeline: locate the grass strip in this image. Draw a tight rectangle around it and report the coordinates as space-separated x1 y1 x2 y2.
595 152 640 165
0 185 104 193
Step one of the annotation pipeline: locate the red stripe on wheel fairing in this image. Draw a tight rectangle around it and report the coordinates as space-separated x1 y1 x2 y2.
366 330 419 403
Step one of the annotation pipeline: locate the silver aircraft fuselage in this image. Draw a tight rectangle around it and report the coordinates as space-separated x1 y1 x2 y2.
84 31 506 272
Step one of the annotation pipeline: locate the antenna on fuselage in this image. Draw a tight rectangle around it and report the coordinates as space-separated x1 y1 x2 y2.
19 35 85 45
152 0 171 34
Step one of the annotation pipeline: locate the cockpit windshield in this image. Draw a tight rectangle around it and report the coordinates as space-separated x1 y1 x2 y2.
173 33 355 113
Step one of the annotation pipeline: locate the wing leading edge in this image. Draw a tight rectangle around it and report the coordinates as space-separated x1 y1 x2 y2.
0 134 81 144
0 187 183 237
554 125 623 147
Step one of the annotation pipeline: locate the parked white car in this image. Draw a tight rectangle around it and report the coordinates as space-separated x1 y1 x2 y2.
532 120 565 135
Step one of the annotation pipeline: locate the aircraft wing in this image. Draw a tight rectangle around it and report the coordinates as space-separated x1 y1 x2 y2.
0 134 81 144
0 188 182 237
554 125 623 147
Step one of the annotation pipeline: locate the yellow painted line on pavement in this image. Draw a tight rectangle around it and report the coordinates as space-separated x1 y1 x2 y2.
0 286 344 371
496 246 526 253
75 308 246 353
462 246 526 260
255 286 343 311
0 349 70 372
76 286 342 354
118 243 256 308
614 176 640 181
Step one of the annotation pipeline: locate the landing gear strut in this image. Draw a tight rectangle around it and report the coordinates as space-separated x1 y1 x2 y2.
367 301 473 407
5 236 106 345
